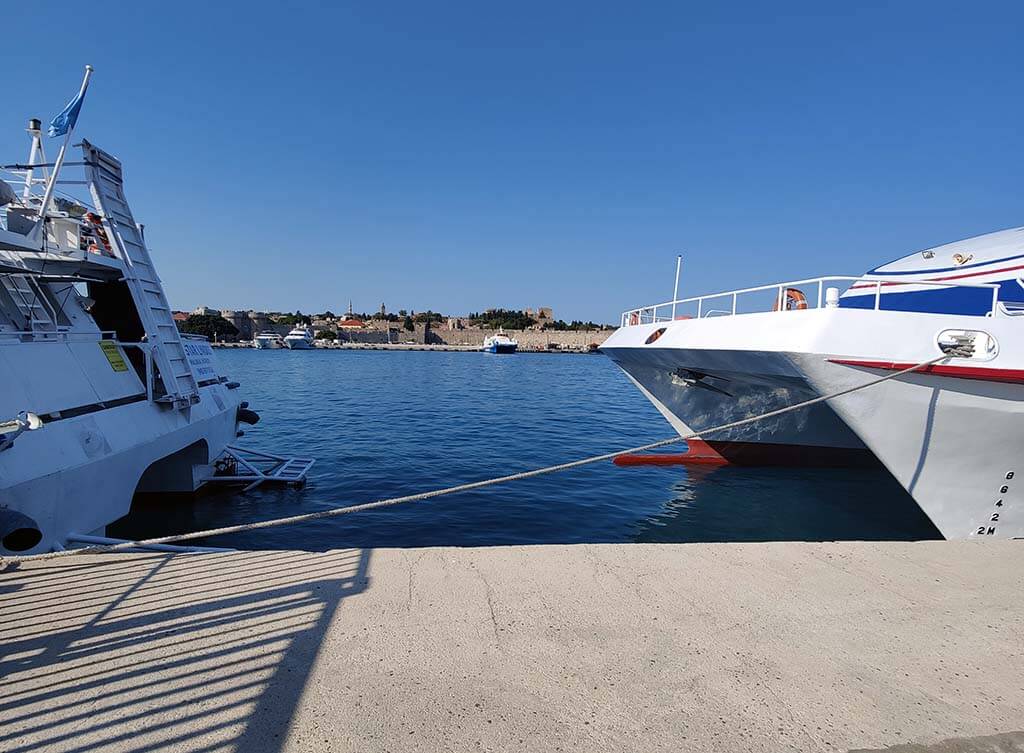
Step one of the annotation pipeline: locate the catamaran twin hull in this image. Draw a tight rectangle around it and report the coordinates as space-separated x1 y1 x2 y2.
608 342 874 467
604 233 1024 540
0 372 242 550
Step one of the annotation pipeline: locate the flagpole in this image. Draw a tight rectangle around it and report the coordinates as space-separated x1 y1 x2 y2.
31 65 93 246
670 254 682 321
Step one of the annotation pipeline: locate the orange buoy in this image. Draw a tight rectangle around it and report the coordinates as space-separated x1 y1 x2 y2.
772 287 809 311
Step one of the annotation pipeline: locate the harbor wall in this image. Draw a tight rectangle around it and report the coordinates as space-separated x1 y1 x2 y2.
434 327 611 349
356 323 614 349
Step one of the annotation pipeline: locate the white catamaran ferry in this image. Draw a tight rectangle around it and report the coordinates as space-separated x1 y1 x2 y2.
483 329 518 354
0 68 305 555
603 227 1024 540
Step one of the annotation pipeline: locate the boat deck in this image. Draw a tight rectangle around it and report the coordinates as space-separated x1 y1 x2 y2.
2 541 1023 752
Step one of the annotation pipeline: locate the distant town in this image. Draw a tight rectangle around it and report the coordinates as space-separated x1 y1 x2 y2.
174 304 616 350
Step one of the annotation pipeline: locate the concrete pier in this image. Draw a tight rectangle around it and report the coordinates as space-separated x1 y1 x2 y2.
2 542 1023 752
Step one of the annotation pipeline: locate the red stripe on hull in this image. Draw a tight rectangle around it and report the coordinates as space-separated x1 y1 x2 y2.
615 439 879 468
828 359 1024 384
614 438 729 466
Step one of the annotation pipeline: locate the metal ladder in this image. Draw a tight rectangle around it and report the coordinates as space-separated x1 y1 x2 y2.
82 141 199 407
0 273 56 332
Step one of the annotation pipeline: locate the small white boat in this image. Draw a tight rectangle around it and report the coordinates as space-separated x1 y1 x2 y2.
284 326 314 349
483 330 518 354
253 332 285 349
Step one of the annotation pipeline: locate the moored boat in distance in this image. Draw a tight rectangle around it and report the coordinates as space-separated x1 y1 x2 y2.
254 332 285 349
602 226 1024 539
284 326 314 349
483 330 518 354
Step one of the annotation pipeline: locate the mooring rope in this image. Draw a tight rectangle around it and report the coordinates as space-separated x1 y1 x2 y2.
10 352 959 561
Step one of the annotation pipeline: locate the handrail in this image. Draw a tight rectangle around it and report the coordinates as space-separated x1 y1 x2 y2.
621 275 1003 326
1 329 118 341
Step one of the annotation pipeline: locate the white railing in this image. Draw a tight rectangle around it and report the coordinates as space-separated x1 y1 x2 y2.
620 275 1003 327
0 329 119 342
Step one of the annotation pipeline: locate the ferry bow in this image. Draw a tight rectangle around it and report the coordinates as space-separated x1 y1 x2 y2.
603 227 1024 539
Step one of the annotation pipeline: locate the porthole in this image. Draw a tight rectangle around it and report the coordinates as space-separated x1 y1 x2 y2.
645 327 667 345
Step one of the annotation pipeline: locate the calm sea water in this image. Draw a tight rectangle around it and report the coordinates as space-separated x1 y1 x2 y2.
113 349 941 549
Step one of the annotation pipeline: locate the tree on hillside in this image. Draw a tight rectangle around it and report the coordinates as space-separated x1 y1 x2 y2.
542 319 607 331
403 315 415 332
315 329 337 340
413 310 443 324
180 314 239 340
468 308 536 330
274 310 312 326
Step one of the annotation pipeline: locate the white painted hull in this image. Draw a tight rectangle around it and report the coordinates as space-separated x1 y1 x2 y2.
795 315 1024 540
254 338 282 349
0 381 240 555
604 308 1024 539
602 314 871 466
284 338 312 349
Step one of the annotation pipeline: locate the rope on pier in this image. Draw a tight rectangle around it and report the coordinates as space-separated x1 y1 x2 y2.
10 351 963 561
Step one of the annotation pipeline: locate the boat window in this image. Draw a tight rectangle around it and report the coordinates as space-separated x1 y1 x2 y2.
87 280 147 380
87 280 145 342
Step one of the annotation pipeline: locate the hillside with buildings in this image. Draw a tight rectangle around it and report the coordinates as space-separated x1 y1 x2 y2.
174 304 615 350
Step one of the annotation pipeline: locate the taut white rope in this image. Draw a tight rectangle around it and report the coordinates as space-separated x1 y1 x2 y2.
8 352 958 561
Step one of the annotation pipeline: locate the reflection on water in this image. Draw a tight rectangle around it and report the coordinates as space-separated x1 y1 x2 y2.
633 465 939 543
112 350 940 549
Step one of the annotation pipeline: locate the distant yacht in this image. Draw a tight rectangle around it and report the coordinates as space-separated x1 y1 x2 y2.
483 330 518 354
284 326 314 349
253 332 284 349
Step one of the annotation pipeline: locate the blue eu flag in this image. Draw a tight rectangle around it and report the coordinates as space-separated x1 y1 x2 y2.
48 68 92 138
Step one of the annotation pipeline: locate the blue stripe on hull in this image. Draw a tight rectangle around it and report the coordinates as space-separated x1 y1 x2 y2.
867 252 1024 276
485 344 518 353
841 278 1024 315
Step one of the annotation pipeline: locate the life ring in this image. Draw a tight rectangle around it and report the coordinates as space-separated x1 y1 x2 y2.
772 287 809 311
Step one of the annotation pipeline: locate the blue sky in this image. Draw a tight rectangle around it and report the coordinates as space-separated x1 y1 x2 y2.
3 1 1021 322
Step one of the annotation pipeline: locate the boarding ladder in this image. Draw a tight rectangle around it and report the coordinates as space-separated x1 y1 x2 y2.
82 141 199 407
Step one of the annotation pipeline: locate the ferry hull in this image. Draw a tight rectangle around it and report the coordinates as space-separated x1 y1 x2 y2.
602 320 873 467
0 383 240 555
798 351 1024 540
485 344 518 354
605 307 1024 539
